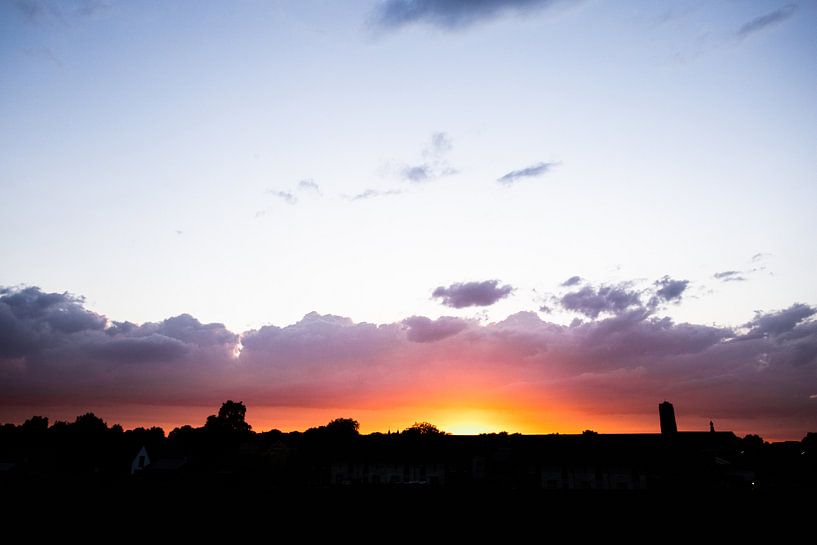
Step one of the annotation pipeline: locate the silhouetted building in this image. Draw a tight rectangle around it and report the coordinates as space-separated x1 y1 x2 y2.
659 401 677 435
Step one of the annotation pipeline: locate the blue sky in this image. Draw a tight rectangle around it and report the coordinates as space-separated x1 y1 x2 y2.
2 0 816 333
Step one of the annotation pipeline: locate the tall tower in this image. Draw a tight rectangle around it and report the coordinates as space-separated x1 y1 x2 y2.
659 401 677 435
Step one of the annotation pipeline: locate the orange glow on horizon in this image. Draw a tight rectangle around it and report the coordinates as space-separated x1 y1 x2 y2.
1 400 808 442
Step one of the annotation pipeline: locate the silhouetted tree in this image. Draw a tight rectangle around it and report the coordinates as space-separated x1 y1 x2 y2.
742 433 765 450
803 432 817 453
22 415 48 433
205 400 252 434
402 422 446 436
325 418 360 436
72 412 108 433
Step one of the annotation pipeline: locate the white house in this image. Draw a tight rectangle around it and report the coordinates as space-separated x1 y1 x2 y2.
131 446 150 475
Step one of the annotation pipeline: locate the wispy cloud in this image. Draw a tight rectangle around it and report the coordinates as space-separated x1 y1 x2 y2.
371 0 560 32
10 0 110 25
737 4 797 40
395 132 458 183
22 46 63 67
714 270 747 283
297 179 321 195
266 190 297 205
343 189 404 201
497 162 558 185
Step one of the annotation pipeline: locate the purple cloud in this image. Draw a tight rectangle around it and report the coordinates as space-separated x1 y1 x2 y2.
402 315 469 343
559 283 643 319
742 303 816 340
561 275 583 287
2 284 816 438
653 276 689 303
432 280 514 308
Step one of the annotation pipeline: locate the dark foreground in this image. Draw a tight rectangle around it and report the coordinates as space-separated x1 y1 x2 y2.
1 479 811 539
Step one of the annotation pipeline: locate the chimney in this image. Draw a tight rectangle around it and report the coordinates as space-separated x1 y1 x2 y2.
659 401 677 435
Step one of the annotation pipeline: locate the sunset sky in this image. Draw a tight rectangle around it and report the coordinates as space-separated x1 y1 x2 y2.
1 0 816 441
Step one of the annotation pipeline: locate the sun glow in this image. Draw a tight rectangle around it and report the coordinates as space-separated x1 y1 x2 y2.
435 409 515 435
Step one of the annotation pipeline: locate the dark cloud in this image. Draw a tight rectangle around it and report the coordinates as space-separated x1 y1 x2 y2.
559 283 643 319
86 334 189 364
402 316 469 343
742 304 816 340
0 287 105 357
497 162 557 185
0 286 239 405
432 280 514 308
653 276 689 303
561 276 582 287
737 4 797 40
372 0 559 31
714 270 747 282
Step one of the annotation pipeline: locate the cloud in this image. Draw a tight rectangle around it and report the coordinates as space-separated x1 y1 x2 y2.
432 280 514 308
402 316 469 343
714 270 747 282
402 165 432 182
561 276 582 287
559 283 643 319
397 132 458 183
2 284 816 437
297 179 321 194
86 334 189 364
0 286 238 404
266 190 297 204
10 0 110 24
423 132 452 158
737 4 797 40
497 162 557 185
742 303 816 340
371 0 559 31
0 286 105 357
343 189 404 201
10 0 50 23
653 276 689 303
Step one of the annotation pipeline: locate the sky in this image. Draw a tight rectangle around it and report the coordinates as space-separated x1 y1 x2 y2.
1 0 816 440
